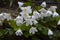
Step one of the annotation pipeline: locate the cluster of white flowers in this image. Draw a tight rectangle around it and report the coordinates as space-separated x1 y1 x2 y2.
15 2 39 36
40 2 59 17
0 1 59 36
15 1 60 36
0 13 12 25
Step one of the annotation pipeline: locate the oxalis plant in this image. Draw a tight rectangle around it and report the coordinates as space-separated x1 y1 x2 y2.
0 1 60 40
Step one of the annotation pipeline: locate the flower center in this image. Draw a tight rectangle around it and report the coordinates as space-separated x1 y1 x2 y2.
23 14 26 16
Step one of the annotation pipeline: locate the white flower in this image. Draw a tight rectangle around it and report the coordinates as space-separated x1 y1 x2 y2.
39 8 47 13
25 16 38 26
0 13 12 25
41 12 46 17
0 13 4 21
41 11 52 17
32 11 41 19
25 18 33 26
32 18 38 25
41 1 46 7
15 29 23 36
48 6 57 12
45 10 52 17
2 13 12 21
20 12 30 20
29 27 38 34
48 29 53 36
52 12 59 17
15 16 23 26
20 6 32 14
57 20 60 25
18 2 24 7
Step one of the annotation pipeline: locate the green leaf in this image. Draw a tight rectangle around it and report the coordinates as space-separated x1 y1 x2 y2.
53 30 60 37
37 24 43 31
32 37 40 40
6 28 14 35
19 24 31 31
56 16 60 21
24 2 34 6
24 31 32 38
9 20 18 31
41 27 48 35
0 30 4 37
36 6 42 10
37 24 48 35
3 29 9 35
